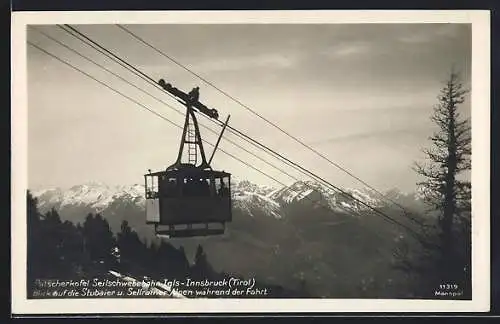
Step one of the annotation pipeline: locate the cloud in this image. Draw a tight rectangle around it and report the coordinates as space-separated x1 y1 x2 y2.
398 33 432 44
307 127 431 146
333 44 369 56
397 24 467 44
320 41 379 60
180 52 299 73
435 24 464 37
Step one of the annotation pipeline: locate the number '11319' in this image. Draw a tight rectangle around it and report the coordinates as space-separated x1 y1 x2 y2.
439 284 458 290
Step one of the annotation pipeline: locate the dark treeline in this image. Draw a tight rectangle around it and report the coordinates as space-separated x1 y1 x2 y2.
27 191 306 298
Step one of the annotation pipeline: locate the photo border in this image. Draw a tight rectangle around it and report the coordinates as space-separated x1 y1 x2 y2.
11 9 491 314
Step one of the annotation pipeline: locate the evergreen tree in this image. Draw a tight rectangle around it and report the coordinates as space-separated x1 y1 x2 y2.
116 220 145 274
82 213 116 271
191 244 214 280
27 193 84 288
42 208 69 278
413 70 471 297
59 220 86 277
26 191 43 296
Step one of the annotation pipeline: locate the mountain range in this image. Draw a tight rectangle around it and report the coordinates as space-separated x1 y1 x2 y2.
32 179 423 218
31 179 430 298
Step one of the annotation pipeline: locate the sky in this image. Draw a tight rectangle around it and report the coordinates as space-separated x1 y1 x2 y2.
26 23 471 192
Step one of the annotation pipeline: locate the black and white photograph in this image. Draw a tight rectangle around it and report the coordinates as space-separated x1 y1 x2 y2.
11 10 490 314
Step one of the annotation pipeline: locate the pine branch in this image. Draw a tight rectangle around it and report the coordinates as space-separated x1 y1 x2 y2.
413 162 444 181
422 148 448 164
429 132 448 146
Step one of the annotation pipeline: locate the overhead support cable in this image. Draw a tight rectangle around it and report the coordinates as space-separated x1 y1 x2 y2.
55 25 382 214
32 26 432 245
27 39 369 226
114 24 428 228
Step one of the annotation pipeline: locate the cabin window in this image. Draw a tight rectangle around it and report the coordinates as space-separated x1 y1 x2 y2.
181 176 212 197
215 176 230 197
214 178 221 193
202 178 211 196
145 175 159 199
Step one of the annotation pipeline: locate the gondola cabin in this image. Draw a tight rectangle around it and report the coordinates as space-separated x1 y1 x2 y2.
145 167 231 237
144 80 232 238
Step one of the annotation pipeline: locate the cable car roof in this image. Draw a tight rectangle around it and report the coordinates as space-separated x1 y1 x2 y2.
145 168 231 178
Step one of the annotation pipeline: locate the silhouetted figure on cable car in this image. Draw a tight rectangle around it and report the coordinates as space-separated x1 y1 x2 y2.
218 181 229 197
146 188 159 199
188 87 200 102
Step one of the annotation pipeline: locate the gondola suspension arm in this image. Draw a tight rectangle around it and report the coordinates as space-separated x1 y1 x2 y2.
209 115 231 165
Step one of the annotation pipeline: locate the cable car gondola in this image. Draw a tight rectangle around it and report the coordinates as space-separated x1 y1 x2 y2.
144 80 232 238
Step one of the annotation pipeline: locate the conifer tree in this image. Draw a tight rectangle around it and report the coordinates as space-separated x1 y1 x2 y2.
413 70 471 295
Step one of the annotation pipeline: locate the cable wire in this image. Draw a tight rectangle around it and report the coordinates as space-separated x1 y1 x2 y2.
34 26 433 246
28 39 415 258
55 25 380 215
52 25 431 242
41 25 352 211
27 39 368 226
27 41 288 187
115 23 428 227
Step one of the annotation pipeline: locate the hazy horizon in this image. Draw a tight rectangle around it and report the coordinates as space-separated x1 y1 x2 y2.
27 23 471 192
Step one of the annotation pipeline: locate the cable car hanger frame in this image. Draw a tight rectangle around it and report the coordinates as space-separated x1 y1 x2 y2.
143 79 232 239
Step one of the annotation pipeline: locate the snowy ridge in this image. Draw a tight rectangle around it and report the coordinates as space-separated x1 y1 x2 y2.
231 179 277 197
31 179 421 220
269 180 390 212
231 179 282 219
32 179 284 219
233 191 282 219
33 182 146 212
271 181 330 204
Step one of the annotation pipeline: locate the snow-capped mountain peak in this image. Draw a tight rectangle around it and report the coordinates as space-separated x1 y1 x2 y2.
33 182 146 212
230 179 281 218
30 180 422 221
269 180 319 204
31 179 284 219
